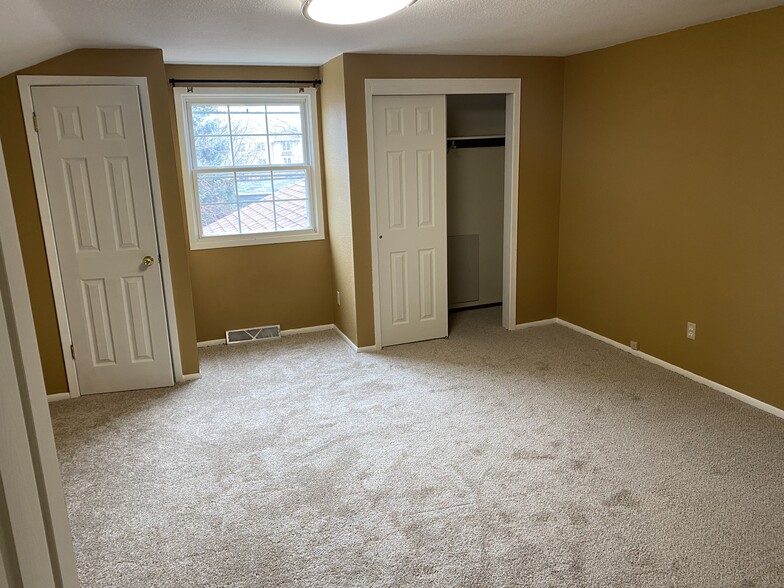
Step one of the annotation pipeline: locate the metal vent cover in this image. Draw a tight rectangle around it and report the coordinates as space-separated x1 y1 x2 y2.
225 325 281 345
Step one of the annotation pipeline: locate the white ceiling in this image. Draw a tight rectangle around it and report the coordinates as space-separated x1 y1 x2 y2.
1 0 781 76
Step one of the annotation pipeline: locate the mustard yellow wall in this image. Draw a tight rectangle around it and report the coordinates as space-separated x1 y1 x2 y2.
4 7 780 411
0 49 200 394
559 7 784 410
164 65 334 342
340 54 565 346
319 56 358 342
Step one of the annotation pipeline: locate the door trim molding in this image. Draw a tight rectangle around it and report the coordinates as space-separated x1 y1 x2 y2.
365 78 521 348
0 138 79 586
17 75 184 397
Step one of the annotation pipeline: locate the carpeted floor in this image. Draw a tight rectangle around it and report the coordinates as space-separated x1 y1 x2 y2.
50 307 784 587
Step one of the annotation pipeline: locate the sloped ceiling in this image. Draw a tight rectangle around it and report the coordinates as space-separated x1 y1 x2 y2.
0 0 74 76
1 0 782 75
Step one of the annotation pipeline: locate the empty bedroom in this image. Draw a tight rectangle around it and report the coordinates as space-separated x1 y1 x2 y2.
0 1 782 587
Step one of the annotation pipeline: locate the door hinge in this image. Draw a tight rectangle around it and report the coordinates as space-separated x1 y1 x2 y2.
33 112 39 133
70 344 75 359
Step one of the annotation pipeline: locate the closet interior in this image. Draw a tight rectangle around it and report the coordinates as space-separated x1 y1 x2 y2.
446 94 507 318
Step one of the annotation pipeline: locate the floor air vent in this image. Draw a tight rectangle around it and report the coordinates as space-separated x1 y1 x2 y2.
225 325 281 345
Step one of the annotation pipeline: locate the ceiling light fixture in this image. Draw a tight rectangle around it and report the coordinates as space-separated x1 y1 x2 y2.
302 0 418 25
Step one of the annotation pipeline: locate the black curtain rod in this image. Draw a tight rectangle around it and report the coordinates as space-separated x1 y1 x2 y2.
169 78 321 87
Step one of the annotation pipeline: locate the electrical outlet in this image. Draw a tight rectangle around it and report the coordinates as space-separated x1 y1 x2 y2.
686 322 696 340
336 291 341 306
630 340 639 351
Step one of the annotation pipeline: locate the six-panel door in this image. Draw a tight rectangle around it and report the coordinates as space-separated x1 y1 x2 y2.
32 85 173 394
373 95 448 347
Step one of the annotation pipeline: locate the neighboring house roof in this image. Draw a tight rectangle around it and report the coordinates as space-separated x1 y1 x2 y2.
202 179 308 235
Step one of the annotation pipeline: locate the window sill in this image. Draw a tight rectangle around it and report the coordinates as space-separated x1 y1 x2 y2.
189 229 325 250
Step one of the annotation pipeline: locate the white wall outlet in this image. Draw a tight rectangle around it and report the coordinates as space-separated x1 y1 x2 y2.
686 322 696 340
630 340 639 351
336 291 341 306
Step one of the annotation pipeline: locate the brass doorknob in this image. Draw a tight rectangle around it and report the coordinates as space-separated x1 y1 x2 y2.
142 255 155 267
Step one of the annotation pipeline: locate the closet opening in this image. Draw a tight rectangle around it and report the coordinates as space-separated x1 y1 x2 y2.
366 78 521 349
446 94 507 326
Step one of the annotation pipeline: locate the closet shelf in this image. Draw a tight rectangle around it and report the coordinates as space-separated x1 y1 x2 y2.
447 135 505 149
446 134 505 141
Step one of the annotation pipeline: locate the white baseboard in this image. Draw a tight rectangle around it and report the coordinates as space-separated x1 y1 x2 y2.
554 319 631 352
331 325 380 353
328 324 380 352
199 324 372 353
555 318 784 421
332 325 358 352
198 324 334 349
516 318 557 329
281 324 333 336
180 372 202 382
46 392 70 403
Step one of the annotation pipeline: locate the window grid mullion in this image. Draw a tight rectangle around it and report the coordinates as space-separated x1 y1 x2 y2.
264 107 272 167
227 106 236 168
224 107 241 234
233 171 242 235
270 171 278 231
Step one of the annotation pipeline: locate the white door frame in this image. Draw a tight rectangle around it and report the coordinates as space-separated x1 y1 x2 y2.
366 78 521 347
18 75 184 398
0 137 79 586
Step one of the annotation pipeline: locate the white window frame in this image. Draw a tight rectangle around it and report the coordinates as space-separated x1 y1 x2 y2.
173 87 325 250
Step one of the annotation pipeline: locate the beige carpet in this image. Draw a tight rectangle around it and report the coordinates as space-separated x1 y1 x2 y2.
50 308 784 587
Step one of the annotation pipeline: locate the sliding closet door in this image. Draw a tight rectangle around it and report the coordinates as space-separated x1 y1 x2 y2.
373 95 448 347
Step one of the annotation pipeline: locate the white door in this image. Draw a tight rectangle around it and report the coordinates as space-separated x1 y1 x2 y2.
32 85 173 394
373 95 448 346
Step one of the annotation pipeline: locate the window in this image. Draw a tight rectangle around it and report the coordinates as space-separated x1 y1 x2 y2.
174 87 324 249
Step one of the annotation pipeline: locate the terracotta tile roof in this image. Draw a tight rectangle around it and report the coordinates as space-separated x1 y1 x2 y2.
274 180 308 200
202 179 309 235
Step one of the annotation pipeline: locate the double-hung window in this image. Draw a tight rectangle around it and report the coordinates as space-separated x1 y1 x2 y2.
174 87 324 249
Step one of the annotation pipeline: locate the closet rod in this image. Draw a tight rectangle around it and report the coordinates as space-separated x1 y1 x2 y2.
169 78 322 87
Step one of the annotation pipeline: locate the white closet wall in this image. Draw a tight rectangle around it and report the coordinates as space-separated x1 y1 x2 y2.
446 94 506 309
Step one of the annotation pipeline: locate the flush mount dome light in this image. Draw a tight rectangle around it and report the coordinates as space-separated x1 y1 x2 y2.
302 0 418 25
